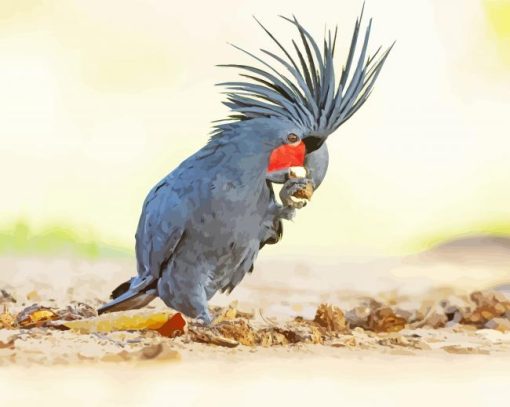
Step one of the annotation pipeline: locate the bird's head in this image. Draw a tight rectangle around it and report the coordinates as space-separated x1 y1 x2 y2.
212 8 393 180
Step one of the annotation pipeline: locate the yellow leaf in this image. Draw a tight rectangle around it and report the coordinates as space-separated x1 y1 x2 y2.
17 305 58 328
63 311 174 333
213 301 238 324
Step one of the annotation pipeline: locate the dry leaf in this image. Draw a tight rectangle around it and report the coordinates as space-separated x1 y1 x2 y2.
345 298 384 330
368 307 407 333
308 325 324 344
257 329 288 346
485 317 510 332
64 311 177 334
304 326 324 345
213 301 238 324
236 310 254 319
58 302 97 321
281 319 325 344
189 328 239 348
271 327 303 344
462 290 510 327
314 304 348 333
0 306 15 329
216 319 256 346
17 304 59 328
283 322 324 344
156 313 186 338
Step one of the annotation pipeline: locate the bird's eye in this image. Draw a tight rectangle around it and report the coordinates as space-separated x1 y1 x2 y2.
286 133 300 144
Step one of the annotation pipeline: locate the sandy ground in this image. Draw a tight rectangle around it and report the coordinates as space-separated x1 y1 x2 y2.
3 352 510 407
2 238 510 406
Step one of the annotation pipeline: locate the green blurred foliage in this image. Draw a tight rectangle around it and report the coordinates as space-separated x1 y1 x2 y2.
407 221 510 253
0 220 132 258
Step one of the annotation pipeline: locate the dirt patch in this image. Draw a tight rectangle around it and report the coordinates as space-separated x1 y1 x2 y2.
1 288 510 365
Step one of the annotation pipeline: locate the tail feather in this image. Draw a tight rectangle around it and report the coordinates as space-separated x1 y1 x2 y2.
110 278 133 299
98 278 158 315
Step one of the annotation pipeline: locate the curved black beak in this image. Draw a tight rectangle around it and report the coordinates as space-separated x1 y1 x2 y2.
303 135 325 154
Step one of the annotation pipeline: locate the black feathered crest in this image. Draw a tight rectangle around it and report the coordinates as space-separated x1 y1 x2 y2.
214 8 392 136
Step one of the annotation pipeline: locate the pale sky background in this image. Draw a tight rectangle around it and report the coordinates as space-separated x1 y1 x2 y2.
0 0 509 256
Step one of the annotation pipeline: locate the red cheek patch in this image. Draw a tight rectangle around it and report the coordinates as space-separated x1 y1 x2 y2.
267 141 306 173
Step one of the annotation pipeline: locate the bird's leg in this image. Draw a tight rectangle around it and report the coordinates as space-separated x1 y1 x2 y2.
157 270 213 325
279 177 314 210
195 312 213 326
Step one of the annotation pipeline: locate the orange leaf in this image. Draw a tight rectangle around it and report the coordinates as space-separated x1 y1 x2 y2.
156 312 186 337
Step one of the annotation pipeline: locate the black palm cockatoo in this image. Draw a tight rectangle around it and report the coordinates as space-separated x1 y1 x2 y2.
98 10 392 323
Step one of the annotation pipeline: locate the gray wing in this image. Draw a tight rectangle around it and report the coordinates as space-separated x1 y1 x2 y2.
97 178 186 315
133 177 187 291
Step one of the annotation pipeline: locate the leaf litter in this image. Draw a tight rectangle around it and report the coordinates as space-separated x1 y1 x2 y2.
2 289 510 364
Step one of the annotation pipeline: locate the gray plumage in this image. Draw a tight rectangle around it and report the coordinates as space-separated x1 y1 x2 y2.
98 10 391 323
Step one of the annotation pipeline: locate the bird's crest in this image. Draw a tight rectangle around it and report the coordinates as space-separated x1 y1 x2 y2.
213 8 393 137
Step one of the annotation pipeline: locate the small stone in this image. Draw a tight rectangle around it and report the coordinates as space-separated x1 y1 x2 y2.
441 295 470 319
345 305 371 329
421 304 448 328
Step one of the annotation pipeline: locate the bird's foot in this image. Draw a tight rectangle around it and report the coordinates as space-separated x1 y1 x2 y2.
195 311 212 326
279 177 314 209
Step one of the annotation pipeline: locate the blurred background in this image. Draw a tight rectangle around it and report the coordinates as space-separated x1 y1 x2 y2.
3 3 510 399
0 0 509 266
